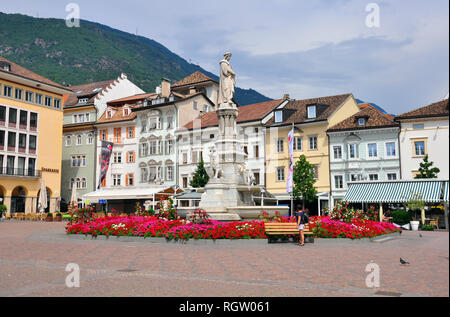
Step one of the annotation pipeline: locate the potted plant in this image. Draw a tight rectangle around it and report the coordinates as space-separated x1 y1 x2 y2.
45 212 53 222
405 193 425 231
54 212 62 222
0 205 7 221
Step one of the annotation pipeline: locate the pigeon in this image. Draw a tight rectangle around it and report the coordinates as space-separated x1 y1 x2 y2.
400 258 410 265
419 234 423 238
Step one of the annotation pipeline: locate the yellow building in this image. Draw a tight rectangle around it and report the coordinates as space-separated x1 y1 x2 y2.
0 56 72 215
264 93 360 213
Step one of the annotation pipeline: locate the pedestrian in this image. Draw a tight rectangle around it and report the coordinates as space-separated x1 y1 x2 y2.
296 205 309 246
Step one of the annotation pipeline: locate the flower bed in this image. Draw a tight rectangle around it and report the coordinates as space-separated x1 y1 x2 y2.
66 214 400 241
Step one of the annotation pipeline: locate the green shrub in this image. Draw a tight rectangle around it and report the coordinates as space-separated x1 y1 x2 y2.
422 224 434 231
391 210 412 224
0 205 7 217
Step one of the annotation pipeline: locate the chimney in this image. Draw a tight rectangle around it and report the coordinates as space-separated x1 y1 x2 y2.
283 94 290 100
161 78 171 98
189 86 197 95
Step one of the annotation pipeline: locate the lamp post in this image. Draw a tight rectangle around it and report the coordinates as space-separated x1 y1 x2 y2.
261 187 266 207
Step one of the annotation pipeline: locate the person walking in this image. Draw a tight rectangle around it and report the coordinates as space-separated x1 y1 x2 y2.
296 205 309 246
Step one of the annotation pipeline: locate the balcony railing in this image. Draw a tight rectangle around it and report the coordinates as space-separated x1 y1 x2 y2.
0 167 41 178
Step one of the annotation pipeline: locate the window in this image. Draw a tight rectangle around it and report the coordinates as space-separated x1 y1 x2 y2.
141 168 148 183
166 139 174 155
79 98 89 104
309 136 318 150
113 128 121 144
150 140 158 155
334 175 344 189
18 134 26 149
100 129 107 141
0 130 4 148
140 142 148 157
25 91 34 103
369 174 379 181
127 127 134 138
182 176 188 188
127 152 135 163
87 133 93 145
65 136 72 147
350 174 362 182
203 105 209 113
413 140 426 157
276 139 284 153
277 167 285 182
192 151 198 164
15 88 23 100
35 93 43 105
368 143 378 158
386 142 396 157
7 131 16 149
82 178 87 189
166 165 174 181
358 118 366 126
19 111 27 128
275 111 283 123
167 116 173 129
54 98 61 109
78 114 84 123
8 108 17 125
182 152 188 164
193 101 198 110
348 144 359 159
254 145 260 158
307 106 316 119
113 174 121 186
387 173 397 180
3 85 12 97
30 113 38 130
294 137 302 151
0 106 5 122
76 135 82 146
127 174 134 186
333 146 342 160
85 113 90 122
44 96 52 107
413 124 424 130
253 172 260 185
28 158 35 175
113 152 122 164
71 155 86 167
29 135 37 152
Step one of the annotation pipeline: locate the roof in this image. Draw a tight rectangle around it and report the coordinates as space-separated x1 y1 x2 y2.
96 105 137 125
133 91 215 113
359 103 394 119
183 99 284 130
172 71 218 88
265 93 353 127
344 180 448 203
327 106 399 132
107 93 157 106
0 56 69 91
396 99 449 120
64 79 117 107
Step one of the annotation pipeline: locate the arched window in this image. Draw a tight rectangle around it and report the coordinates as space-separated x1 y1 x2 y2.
76 135 82 146
76 178 81 189
81 178 87 189
70 178 75 189
66 136 72 147
87 133 93 144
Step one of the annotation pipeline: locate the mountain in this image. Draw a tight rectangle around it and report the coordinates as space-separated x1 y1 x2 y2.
0 12 271 105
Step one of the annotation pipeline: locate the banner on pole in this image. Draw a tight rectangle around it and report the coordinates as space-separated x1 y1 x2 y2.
98 141 114 189
287 128 294 193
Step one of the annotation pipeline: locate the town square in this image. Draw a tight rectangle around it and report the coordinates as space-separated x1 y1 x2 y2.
0 0 449 302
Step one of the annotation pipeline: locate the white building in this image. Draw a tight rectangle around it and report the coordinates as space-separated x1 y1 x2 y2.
176 99 286 190
396 98 449 180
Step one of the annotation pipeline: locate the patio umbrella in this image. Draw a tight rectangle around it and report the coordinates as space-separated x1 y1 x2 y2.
38 180 48 213
70 182 78 205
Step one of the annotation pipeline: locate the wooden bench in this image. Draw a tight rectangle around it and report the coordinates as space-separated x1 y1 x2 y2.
265 222 314 244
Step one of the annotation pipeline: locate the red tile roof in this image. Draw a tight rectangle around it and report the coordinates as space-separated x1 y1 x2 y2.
65 79 117 107
0 56 68 90
183 99 284 130
327 106 399 132
172 71 218 88
396 99 449 120
265 93 353 126
107 93 157 105
96 105 137 125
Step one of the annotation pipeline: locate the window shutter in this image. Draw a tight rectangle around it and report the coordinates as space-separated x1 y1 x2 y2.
101 178 106 187
132 152 135 163
126 127 129 138
125 174 129 186
132 127 135 138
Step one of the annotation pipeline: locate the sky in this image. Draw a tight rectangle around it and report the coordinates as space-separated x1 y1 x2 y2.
1 0 449 115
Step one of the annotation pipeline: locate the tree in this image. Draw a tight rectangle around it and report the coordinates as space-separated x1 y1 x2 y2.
292 155 318 209
415 155 440 179
190 158 210 188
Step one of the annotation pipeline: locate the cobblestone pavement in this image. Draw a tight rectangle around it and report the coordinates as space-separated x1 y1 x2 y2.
0 221 448 297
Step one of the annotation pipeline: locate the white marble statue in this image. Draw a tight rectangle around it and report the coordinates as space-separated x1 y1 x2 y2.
210 147 223 179
218 52 236 106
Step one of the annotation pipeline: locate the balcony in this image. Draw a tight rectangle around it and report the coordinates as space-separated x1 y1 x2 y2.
0 167 41 178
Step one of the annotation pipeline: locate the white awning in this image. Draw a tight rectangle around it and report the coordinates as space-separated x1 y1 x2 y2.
83 186 170 203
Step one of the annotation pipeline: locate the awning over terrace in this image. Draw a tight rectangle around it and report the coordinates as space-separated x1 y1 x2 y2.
83 186 182 203
344 180 449 204
444 181 449 203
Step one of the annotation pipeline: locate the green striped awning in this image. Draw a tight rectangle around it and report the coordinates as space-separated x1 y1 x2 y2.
443 181 449 202
344 180 445 203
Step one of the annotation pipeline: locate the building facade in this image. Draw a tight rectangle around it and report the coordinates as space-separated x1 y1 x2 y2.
264 93 361 213
327 106 401 206
396 98 449 180
61 74 144 207
177 99 285 191
0 56 72 215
